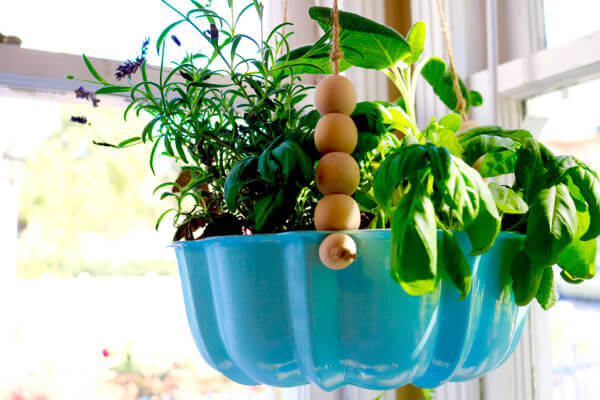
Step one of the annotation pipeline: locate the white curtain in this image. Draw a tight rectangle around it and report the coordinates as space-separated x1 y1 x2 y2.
264 0 389 102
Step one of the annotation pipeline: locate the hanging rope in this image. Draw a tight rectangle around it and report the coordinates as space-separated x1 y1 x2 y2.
281 0 289 38
331 0 343 75
436 0 468 121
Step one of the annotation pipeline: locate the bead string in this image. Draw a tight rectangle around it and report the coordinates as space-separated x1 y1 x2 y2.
436 0 468 121
331 0 343 75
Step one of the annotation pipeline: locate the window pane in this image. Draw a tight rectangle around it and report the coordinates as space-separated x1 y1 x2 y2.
544 0 600 48
524 78 600 400
0 0 260 65
1 90 279 399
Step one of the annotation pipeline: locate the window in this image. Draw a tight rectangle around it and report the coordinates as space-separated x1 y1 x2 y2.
543 0 600 49
0 1 283 398
414 1 600 399
524 79 600 400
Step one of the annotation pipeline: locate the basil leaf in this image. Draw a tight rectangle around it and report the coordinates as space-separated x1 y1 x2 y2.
465 177 501 255
463 135 517 165
561 270 585 284
478 150 517 178
253 189 285 231
525 184 577 266
515 139 544 196
442 230 472 300
373 145 429 211
309 7 411 69
569 163 600 240
558 238 596 280
391 185 437 295
488 183 528 214
511 250 544 306
224 156 258 211
441 158 481 227
536 267 558 310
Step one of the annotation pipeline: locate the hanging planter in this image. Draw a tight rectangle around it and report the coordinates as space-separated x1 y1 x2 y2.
173 230 527 390
75 0 600 393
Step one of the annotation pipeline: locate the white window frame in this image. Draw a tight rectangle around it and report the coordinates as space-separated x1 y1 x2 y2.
415 1 600 399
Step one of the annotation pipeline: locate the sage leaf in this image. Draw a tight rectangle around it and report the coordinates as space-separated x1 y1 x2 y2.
406 21 426 64
309 7 411 69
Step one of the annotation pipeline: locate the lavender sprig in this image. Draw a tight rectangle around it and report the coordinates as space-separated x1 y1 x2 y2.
115 38 150 80
74 86 100 107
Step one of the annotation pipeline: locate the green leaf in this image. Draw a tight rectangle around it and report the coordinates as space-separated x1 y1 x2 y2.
352 102 387 136
82 54 109 85
511 250 544 306
117 137 142 148
224 157 258 211
478 150 517 178
439 158 480 227
437 128 464 157
253 190 286 232
558 238 596 280
278 42 352 75
536 267 558 310
560 270 585 284
469 90 483 107
380 105 417 131
155 208 176 231
439 114 462 132
442 230 472 300
421 57 481 113
353 190 378 212
463 135 517 166
373 145 429 211
406 21 426 64
525 184 577 266
391 186 438 295
488 183 528 214
569 163 600 240
95 86 132 95
515 139 544 195
465 178 501 255
309 6 411 69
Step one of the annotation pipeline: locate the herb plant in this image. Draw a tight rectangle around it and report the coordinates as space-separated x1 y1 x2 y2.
76 1 600 310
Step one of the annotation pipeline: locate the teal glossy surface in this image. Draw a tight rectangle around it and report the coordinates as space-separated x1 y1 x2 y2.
172 230 528 390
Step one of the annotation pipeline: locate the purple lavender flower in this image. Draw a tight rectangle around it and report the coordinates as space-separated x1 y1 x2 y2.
115 38 150 81
74 86 100 107
70 116 88 124
171 35 181 47
209 24 219 43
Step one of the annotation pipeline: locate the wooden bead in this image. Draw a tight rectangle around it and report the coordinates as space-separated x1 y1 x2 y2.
315 75 357 116
319 233 357 270
314 194 361 231
316 152 360 195
314 113 358 154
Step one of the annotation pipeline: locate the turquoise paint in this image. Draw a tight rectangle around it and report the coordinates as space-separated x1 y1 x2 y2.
172 230 528 390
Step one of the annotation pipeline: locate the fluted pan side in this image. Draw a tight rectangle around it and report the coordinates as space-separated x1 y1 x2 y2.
172 230 528 391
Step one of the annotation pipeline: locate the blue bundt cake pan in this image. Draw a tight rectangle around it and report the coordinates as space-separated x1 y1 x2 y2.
172 229 528 390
